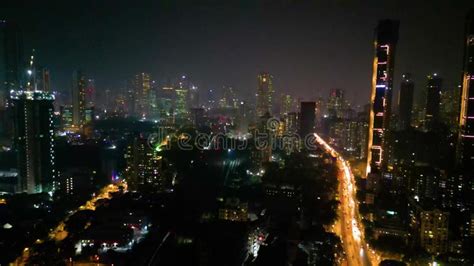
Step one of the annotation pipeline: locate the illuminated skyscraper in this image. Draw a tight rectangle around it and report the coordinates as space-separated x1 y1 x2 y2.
398 73 414 130
440 86 460 132
60 105 73 130
125 136 164 191
458 9 474 170
256 72 274 117
71 70 86 127
133 72 151 119
157 86 174 123
149 86 159 120
285 112 298 135
327 88 345 119
172 76 190 121
11 90 56 194
175 88 188 117
280 94 294 117
425 73 443 130
367 20 399 175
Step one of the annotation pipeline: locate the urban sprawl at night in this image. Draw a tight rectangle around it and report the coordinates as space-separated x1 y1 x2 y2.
0 1 473 265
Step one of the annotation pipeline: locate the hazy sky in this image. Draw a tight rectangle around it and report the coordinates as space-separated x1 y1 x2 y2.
2 0 473 107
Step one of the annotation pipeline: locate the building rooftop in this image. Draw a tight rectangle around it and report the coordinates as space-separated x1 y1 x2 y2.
10 90 55 101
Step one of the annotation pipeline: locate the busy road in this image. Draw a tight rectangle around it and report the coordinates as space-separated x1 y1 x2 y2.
314 134 380 266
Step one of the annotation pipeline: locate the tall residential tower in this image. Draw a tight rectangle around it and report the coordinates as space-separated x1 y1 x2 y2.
327 88 346 119
11 90 56 194
133 72 151 119
398 73 414 130
72 70 86 128
458 10 474 171
367 20 399 175
256 72 274 118
425 73 443 130
299 102 316 137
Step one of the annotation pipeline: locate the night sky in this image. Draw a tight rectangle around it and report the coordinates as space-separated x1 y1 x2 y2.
2 0 473 107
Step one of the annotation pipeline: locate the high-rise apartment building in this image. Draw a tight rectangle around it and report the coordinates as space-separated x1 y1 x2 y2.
398 73 414 130
256 72 274 118
440 86 460 132
60 105 74 130
425 74 443 130
125 136 164 191
458 9 474 170
299 102 316 137
11 90 56 194
280 94 294 117
175 88 188 117
72 70 86 128
133 73 151 119
367 19 399 175
327 89 346 119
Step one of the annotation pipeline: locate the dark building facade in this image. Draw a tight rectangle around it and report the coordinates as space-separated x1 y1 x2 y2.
299 101 316 137
0 20 23 109
367 19 399 175
72 70 86 128
425 74 443 130
0 20 23 143
11 90 56 194
398 73 414 130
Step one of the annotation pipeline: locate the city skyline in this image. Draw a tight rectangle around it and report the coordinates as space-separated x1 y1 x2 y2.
1 0 473 106
1 2 474 265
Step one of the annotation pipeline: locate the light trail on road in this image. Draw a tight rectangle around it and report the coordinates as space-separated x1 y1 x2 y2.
314 134 381 266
